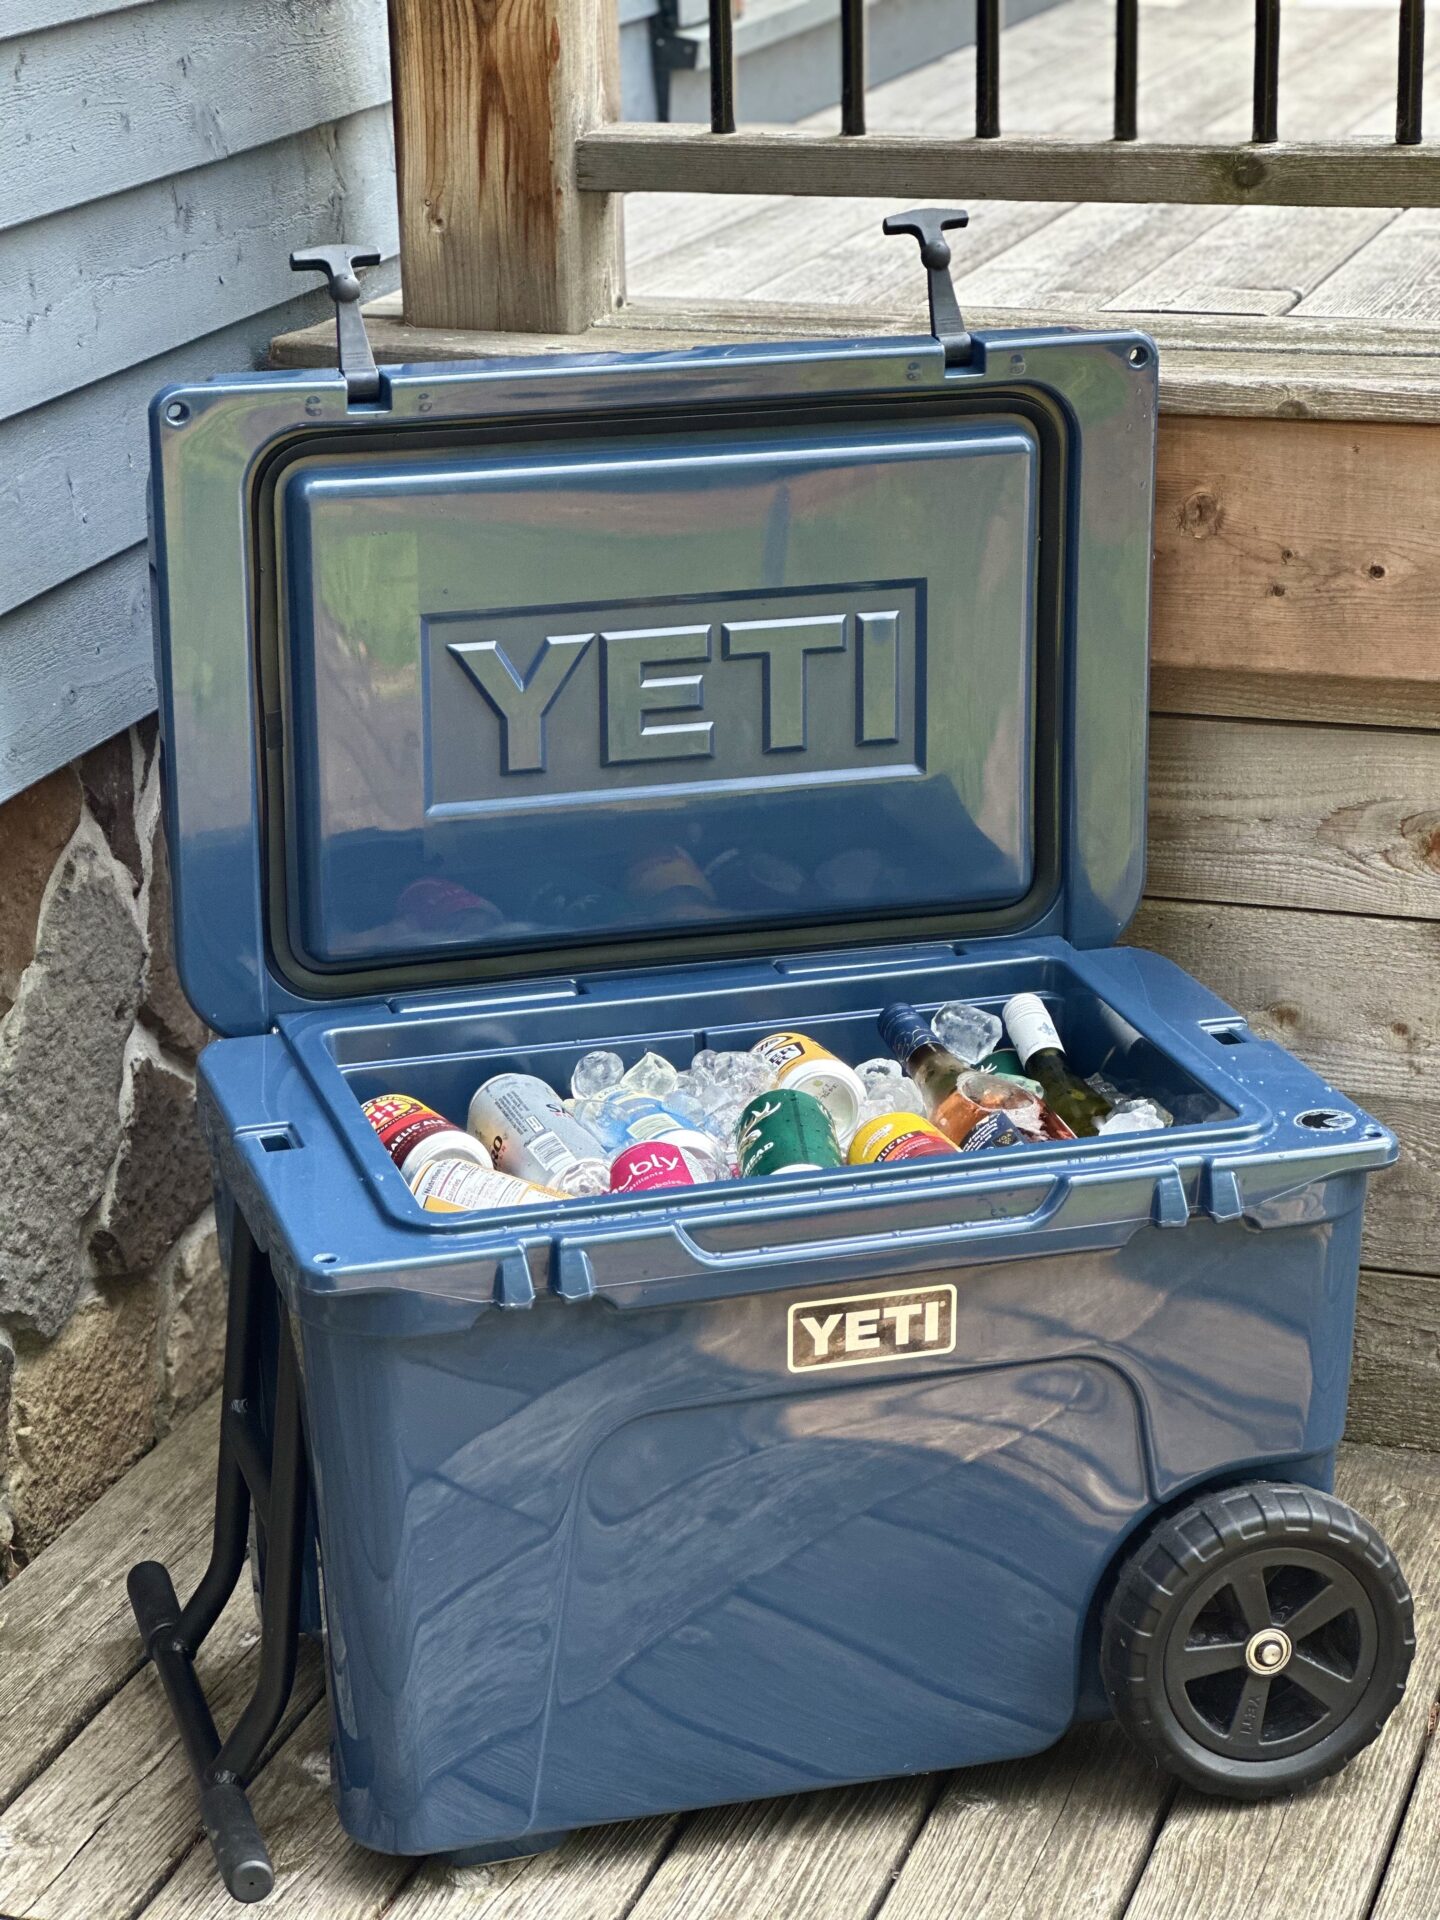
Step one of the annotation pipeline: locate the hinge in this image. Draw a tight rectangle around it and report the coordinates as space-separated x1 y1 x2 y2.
882 207 974 368
289 244 382 403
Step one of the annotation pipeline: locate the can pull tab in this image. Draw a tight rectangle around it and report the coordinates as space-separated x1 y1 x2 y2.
289 244 382 403
881 207 973 368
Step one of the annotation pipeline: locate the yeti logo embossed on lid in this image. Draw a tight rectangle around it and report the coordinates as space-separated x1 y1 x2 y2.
427 586 919 809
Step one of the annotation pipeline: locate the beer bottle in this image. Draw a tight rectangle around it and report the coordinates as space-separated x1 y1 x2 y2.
877 1005 1022 1151
1001 994 1113 1137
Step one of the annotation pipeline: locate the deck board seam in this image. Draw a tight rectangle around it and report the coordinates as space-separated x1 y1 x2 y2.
616 1809 695 1918
864 1769 950 1920
1359 1686 1440 1920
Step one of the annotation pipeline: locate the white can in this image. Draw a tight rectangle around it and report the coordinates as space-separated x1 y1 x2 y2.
751 1030 865 1142
409 1157 561 1213
468 1072 610 1197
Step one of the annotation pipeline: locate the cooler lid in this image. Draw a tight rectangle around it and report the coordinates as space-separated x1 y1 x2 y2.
149 308 1156 1035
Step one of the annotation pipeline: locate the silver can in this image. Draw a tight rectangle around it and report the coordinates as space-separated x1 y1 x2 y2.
468 1072 610 1197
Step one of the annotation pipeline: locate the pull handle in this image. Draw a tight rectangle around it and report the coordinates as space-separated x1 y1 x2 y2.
289 244 382 402
882 207 972 367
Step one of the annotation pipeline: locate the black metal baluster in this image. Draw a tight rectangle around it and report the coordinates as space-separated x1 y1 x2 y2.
841 0 867 134
1399 0 1425 143
710 0 736 133
1115 0 1139 140
1253 0 1280 143
977 0 1000 137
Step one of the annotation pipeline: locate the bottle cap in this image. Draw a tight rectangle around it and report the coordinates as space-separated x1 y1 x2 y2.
877 1003 935 1063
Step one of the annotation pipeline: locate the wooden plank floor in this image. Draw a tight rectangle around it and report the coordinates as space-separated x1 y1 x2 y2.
624 0 1440 329
3 1399 1439 1920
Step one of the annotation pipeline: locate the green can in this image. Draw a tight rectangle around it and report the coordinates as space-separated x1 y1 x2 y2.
736 1086 843 1177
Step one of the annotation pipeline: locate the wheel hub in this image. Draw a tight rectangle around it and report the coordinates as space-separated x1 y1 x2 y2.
1245 1627 1293 1674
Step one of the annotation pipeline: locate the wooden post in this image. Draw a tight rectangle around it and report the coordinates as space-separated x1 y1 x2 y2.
388 0 621 333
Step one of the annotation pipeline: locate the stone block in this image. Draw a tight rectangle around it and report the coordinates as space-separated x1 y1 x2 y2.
158 1211 225 1429
140 829 208 1061
0 837 145 1335
0 765 82 1015
5 1281 160 1560
90 1055 212 1278
79 731 143 893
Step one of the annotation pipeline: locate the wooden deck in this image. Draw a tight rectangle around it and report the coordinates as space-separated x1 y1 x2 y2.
2 1400 1440 1919
624 0 1440 332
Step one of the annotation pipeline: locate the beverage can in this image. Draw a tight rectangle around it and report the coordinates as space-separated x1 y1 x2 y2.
736 1087 843 1178
751 1030 866 1140
468 1073 610 1197
848 1112 957 1167
363 1093 492 1182
975 1048 1044 1096
409 1157 561 1213
610 1140 705 1194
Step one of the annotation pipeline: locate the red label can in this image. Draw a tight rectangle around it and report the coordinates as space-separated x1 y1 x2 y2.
609 1141 700 1194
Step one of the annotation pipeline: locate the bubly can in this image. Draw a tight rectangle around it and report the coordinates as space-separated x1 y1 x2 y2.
848 1112 957 1167
610 1139 706 1194
468 1073 610 1197
408 1158 560 1213
751 1031 866 1140
736 1087 843 1178
363 1093 492 1182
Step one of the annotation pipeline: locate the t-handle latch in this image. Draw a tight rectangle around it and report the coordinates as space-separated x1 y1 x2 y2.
290 245 382 403
882 208 972 367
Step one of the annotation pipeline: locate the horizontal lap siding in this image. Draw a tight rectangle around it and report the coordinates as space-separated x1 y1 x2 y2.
0 0 398 802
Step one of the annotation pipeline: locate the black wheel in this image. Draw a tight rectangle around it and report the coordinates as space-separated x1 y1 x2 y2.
1101 1482 1413 1798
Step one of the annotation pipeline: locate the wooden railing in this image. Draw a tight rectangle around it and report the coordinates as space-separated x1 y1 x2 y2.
582 0 1437 206
386 0 1438 335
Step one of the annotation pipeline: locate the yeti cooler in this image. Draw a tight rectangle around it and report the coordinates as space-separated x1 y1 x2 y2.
135 223 1406 1898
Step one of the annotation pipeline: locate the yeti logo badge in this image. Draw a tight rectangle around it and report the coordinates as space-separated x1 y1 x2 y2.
787 1283 957 1374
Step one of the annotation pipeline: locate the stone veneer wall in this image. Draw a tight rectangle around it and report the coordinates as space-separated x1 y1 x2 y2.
0 721 223 1578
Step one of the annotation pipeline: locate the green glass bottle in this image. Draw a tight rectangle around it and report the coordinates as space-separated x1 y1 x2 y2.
1001 994 1113 1137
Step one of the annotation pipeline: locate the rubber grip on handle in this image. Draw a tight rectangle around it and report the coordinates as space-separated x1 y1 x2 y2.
201 1781 274 1904
127 1560 182 1646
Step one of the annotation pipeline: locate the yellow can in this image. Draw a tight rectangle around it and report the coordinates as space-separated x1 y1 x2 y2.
847 1111 957 1167
752 1030 865 1139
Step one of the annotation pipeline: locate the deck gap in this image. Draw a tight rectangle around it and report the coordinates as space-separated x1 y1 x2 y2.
616 1808 694 1917
1360 1685 1440 1920
865 1769 951 1920
1114 1776 1181 1919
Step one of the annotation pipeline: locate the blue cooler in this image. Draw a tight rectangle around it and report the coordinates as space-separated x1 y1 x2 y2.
128 222 1412 1904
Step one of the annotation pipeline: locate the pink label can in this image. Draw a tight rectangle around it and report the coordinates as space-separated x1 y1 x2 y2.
609 1140 701 1194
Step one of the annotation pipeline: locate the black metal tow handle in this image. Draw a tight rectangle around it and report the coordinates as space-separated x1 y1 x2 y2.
128 1560 274 1903
290 245 383 403
882 208 973 368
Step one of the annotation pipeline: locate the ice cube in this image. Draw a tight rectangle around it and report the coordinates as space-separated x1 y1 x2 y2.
570 1050 624 1100
856 1057 903 1091
1098 1097 1173 1135
931 1002 1003 1064
621 1051 680 1097
713 1050 774 1097
890 1077 928 1116
555 1159 612 1196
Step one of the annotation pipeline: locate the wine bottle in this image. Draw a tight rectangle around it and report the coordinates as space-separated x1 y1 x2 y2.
1001 995 1112 1137
877 1005 1022 1152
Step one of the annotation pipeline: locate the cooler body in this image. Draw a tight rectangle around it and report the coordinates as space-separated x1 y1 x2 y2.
151 312 1396 1862
199 934 1384 1857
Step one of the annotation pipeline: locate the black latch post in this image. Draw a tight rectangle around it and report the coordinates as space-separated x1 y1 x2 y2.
881 208 973 368
289 245 383 403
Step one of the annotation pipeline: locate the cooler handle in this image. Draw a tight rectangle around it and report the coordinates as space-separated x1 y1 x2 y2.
554 1163 1179 1305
